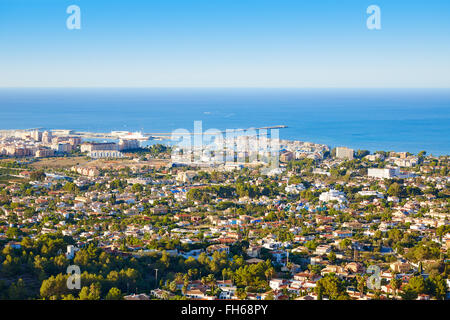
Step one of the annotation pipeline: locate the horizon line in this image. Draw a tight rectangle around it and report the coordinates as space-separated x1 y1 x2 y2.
1 86 450 90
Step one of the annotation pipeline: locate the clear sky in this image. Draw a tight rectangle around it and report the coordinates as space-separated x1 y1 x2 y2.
0 0 449 87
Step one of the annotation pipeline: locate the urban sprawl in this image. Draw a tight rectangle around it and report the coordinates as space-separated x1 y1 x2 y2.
0 128 449 301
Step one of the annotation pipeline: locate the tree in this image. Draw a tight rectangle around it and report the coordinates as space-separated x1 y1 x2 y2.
8 278 27 300
206 274 217 291
428 275 447 300
314 274 349 300
436 225 450 242
401 288 418 300
316 284 324 300
89 282 101 300
79 282 101 300
264 292 274 300
160 251 170 268
339 239 352 250
387 183 401 197
355 150 370 159
390 277 402 298
264 267 275 283
418 151 427 163
40 274 69 299
418 262 423 274
30 170 46 181
63 182 79 193
106 287 123 300
356 275 367 295
6 227 21 239
78 286 90 300
328 251 336 264
407 276 427 295
169 280 177 293
131 184 143 193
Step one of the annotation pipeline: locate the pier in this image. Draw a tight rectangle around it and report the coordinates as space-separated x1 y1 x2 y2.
60 125 288 141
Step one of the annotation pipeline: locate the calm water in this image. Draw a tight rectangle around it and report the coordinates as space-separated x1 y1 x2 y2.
0 88 449 155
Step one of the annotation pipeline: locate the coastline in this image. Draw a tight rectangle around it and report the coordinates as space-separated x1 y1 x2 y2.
0 88 449 156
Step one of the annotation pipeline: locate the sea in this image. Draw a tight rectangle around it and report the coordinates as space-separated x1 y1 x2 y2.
0 88 449 156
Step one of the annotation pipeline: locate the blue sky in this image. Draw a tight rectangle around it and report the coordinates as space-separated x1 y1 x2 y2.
0 0 449 87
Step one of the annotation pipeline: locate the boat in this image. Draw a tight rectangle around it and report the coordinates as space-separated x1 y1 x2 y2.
115 131 149 141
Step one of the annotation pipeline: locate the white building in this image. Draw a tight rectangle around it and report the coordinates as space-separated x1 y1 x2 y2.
51 143 72 153
127 177 153 185
269 279 286 291
42 131 53 144
336 147 354 160
368 168 399 179
358 190 384 198
313 168 330 176
81 142 118 153
89 150 124 159
176 171 197 183
393 157 418 167
119 139 140 151
66 245 77 259
319 189 347 202
285 184 305 194
315 245 332 255
364 153 384 161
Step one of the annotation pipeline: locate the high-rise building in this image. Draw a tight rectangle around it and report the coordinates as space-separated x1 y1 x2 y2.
51 143 73 153
42 131 53 144
68 137 82 146
118 139 139 151
280 151 294 163
336 147 354 160
31 130 42 141
35 148 55 158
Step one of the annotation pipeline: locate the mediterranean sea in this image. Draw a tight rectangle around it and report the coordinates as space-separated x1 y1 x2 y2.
0 88 449 155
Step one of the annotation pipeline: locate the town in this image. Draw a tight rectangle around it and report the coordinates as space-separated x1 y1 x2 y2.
0 128 448 300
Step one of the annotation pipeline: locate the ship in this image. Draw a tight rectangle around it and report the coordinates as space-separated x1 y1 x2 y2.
111 131 149 141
